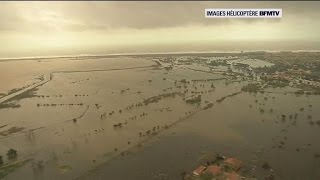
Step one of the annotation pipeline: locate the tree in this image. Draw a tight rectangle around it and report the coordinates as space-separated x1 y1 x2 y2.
7 149 17 160
0 155 3 165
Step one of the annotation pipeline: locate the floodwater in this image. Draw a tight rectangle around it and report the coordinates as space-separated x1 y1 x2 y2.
79 92 320 180
0 56 319 180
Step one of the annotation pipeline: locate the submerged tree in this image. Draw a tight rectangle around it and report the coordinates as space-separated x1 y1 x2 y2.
7 149 17 160
0 155 3 165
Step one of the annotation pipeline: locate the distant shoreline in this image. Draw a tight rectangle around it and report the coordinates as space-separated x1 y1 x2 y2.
1 50 320 62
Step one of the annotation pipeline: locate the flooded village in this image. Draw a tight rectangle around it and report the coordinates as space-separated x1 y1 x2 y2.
0 51 320 180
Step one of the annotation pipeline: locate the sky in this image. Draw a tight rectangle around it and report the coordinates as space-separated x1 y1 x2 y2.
1 1 320 58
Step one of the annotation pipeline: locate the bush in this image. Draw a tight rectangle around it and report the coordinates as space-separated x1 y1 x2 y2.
241 84 261 93
185 95 201 104
199 173 214 180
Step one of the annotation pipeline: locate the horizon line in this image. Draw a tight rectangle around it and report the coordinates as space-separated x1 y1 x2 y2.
1 49 320 61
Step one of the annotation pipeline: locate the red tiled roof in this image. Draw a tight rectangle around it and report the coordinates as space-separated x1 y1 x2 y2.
206 165 222 176
193 165 206 176
224 158 243 171
225 172 242 180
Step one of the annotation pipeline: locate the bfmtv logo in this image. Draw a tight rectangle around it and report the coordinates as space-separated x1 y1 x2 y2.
259 10 281 17
205 9 282 18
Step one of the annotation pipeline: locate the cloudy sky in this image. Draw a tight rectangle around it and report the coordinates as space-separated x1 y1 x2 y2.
0 1 320 58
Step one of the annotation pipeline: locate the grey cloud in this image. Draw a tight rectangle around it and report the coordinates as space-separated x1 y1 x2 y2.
0 1 319 32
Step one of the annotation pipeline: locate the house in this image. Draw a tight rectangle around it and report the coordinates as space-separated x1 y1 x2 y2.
224 158 243 171
193 165 206 176
206 165 222 176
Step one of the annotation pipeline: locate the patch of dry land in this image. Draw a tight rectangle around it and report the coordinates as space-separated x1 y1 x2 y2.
0 53 320 180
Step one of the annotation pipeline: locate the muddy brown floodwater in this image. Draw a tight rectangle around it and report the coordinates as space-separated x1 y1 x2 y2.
0 56 320 180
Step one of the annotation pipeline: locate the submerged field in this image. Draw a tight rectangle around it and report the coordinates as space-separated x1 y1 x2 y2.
0 55 320 180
